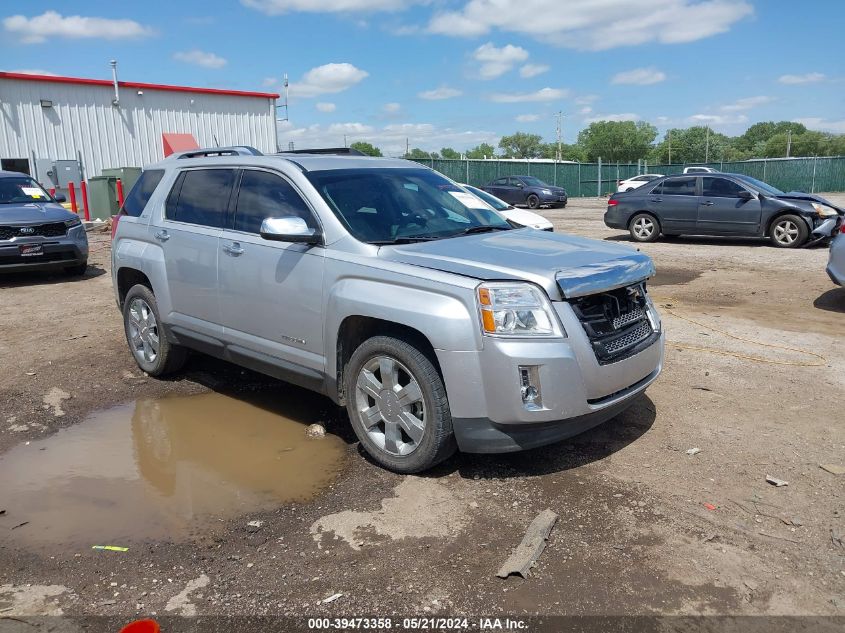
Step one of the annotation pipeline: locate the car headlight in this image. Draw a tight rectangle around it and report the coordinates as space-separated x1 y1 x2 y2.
812 203 839 218
541 189 552 195
477 282 564 337
65 216 82 228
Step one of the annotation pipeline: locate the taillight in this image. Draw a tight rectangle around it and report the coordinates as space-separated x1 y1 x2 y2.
607 199 619 206
110 214 121 240
840 221 845 234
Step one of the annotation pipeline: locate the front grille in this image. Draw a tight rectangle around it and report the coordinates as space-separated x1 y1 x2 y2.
0 250 75 265
569 283 657 364
0 222 67 240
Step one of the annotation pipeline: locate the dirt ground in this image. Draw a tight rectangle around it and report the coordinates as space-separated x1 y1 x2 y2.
1 196 843 625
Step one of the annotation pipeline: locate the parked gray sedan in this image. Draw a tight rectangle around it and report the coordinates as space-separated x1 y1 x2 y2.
827 227 845 286
0 171 88 275
604 173 843 248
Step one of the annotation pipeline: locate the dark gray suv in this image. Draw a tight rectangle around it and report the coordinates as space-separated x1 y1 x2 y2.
0 171 88 275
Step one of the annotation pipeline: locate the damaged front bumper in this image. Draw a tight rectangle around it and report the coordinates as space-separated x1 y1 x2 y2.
807 216 843 246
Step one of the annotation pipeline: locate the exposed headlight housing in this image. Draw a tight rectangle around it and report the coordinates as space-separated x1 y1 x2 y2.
65 217 82 228
812 202 839 218
541 189 552 195
477 282 564 337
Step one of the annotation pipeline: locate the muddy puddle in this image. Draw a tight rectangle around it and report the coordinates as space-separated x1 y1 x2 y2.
649 267 702 287
0 392 347 548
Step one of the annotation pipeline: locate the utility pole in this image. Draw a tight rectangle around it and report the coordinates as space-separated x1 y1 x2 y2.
555 111 563 161
786 129 792 158
704 127 710 163
343 134 348 148
667 130 672 165
406 137 410 158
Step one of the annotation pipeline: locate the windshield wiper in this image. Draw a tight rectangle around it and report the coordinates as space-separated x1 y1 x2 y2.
455 225 513 236
369 235 444 245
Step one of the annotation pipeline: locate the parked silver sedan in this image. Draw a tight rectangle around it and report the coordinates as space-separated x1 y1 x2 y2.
827 227 845 286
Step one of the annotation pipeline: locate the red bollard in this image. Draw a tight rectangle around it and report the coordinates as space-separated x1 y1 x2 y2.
116 178 125 209
49 188 56 197
80 181 90 221
68 182 78 214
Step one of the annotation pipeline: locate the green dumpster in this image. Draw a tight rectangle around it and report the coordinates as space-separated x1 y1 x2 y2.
101 167 142 196
87 176 118 220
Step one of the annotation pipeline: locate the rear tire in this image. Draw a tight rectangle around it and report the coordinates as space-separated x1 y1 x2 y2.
344 335 456 473
769 214 808 248
123 284 187 376
629 212 660 243
527 194 540 209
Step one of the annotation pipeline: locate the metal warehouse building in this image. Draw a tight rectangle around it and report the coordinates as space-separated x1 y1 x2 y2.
0 70 279 188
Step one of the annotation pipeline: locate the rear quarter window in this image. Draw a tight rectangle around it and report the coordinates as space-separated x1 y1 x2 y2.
121 169 164 217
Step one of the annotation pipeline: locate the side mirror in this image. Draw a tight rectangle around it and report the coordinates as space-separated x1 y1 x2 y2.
737 190 754 201
259 216 322 245
53 193 67 203
516 182 524 188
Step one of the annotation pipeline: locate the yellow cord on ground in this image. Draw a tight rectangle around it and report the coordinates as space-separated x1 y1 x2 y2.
654 296 828 367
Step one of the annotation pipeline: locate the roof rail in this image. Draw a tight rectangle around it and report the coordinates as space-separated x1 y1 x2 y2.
279 147 366 156
171 146 264 159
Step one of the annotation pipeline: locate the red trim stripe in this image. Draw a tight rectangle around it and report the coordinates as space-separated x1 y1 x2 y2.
0 72 279 100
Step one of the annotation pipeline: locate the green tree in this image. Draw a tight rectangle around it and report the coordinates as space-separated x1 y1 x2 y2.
577 121 657 162
764 130 835 157
498 132 544 159
405 147 432 159
440 147 461 159
650 126 732 164
466 143 496 159
734 121 808 153
540 142 586 162
350 141 383 157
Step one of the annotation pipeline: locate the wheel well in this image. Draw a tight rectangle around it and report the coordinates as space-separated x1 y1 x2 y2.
335 316 441 406
116 268 152 308
765 210 807 236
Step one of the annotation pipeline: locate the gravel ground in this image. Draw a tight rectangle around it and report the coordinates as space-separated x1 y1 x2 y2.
0 197 843 624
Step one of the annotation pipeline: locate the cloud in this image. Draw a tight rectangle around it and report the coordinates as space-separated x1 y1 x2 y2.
262 77 279 87
720 95 772 112
288 63 368 98
778 72 825 85
277 119 498 156
519 63 549 78
687 113 748 125
471 42 529 79
427 0 753 51
611 67 666 85
583 113 640 123
793 117 845 134
173 50 227 69
242 0 419 14
316 102 336 112
575 94 599 105
418 86 463 100
488 87 567 103
3 69 58 76
383 102 401 113
3 10 155 44
516 114 540 122
579 106 593 114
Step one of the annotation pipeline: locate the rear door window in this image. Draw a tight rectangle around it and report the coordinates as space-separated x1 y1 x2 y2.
121 169 164 217
233 170 316 234
167 169 236 228
656 177 697 196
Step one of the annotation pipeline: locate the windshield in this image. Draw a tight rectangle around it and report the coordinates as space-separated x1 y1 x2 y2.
735 175 785 196
520 176 550 188
306 168 512 244
0 177 52 204
463 185 510 211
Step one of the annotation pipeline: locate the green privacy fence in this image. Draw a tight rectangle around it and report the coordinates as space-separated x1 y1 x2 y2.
406 156 845 197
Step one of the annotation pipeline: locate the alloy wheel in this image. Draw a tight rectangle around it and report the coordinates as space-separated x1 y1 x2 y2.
127 297 160 365
354 355 426 456
633 216 655 239
773 219 799 246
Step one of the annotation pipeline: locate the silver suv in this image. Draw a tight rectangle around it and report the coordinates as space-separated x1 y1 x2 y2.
112 147 664 473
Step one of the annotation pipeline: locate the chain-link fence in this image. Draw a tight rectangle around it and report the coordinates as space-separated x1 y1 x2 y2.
406 156 845 197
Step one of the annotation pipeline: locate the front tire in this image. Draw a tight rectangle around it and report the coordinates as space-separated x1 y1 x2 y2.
629 212 660 242
123 284 187 376
770 214 808 248
527 194 540 209
345 336 456 473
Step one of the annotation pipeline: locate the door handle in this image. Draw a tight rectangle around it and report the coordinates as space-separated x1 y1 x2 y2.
223 242 244 256
701 201 714 206
649 198 662 203
154 230 170 242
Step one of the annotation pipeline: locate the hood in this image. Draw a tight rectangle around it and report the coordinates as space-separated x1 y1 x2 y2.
777 191 842 211
379 229 655 299
538 185 566 193
0 201 77 224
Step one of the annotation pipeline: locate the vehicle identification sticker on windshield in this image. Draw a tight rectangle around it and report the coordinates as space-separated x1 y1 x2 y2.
21 187 44 198
449 191 489 209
